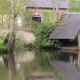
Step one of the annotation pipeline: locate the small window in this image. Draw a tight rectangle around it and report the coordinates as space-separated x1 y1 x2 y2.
32 15 41 22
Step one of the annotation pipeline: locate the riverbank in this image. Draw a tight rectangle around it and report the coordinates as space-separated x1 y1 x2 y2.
0 38 27 53
0 36 79 54
0 39 7 52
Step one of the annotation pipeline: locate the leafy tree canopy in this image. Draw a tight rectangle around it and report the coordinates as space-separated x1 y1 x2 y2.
0 0 11 14
69 0 80 12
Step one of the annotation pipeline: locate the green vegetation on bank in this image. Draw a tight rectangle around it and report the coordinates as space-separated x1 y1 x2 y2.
26 18 63 48
25 10 64 48
0 13 64 49
0 39 7 50
0 38 27 50
15 39 27 48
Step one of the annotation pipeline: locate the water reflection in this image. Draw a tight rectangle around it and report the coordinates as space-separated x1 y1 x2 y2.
8 53 16 80
8 50 35 80
0 50 35 80
78 51 80 70
50 51 80 80
0 49 80 80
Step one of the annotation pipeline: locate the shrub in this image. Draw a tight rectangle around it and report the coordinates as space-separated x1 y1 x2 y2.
31 22 62 48
42 11 54 23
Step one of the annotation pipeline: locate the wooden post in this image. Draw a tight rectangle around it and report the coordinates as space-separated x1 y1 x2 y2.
78 50 80 70
78 30 80 50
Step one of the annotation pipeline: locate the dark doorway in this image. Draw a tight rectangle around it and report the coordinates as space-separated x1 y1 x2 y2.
32 15 41 22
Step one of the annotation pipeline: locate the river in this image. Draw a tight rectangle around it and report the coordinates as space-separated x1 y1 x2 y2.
0 49 80 80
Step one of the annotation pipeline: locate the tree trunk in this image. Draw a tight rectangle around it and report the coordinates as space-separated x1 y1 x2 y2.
51 0 60 21
8 0 15 52
2 14 4 27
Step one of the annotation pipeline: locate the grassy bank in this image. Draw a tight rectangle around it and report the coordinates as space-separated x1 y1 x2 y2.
0 38 27 51
15 39 27 48
0 39 7 51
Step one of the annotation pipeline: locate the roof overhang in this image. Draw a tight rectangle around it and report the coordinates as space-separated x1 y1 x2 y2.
49 13 80 40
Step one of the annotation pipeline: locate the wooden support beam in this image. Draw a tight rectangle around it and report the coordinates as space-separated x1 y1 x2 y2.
78 30 80 50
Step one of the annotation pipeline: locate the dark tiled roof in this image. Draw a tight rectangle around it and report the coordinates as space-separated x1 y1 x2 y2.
49 13 80 40
26 0 69 9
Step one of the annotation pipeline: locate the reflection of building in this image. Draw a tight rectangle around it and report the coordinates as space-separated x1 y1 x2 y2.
50 60 80 80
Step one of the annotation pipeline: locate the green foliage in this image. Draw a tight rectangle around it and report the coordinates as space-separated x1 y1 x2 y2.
68 0 80 12
14 0 26 16
0 45 7 50
0 0 11 27
0 0 27 28
24 11 64 48
0 0 11 14
0 39 3 44
0 63 8 80
43 11 54 23
15 39 27 47
0 39 7 50
24 10 33 30
24 10 32 23
31 22 62 48
24 49 54 76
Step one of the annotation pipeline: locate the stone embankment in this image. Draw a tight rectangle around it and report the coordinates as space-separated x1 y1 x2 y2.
0 30 35 43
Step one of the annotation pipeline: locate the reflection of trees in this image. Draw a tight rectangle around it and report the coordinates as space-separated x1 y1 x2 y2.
24 50 55 76
8 53 15 80
0 49 79 79
0 59 8 80
0 53 16 80
8 51 24 80
24 50 78 77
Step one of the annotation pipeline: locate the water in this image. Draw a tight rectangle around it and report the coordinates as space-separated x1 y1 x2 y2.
0 49 79 80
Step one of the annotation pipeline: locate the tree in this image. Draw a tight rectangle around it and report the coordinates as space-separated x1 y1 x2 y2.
8 0 32 51
50 0 60 20
0 0 11 27
8 0 15 52
24 0 35 28
69 0 80 12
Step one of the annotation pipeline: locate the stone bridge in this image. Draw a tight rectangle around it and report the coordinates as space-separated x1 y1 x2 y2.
0 29 35 43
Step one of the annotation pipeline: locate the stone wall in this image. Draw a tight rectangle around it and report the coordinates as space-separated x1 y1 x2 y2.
0 30 35 43
15 31 35 43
